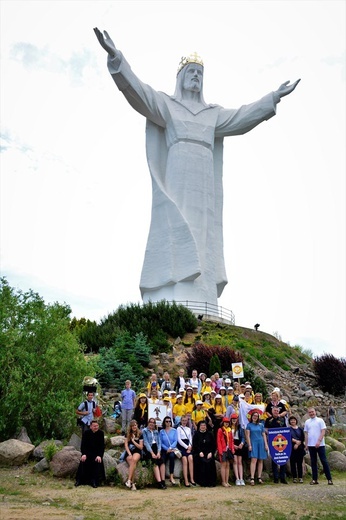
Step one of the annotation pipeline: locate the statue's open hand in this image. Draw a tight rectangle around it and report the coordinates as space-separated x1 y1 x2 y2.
276 79 301 98
93 27 117 58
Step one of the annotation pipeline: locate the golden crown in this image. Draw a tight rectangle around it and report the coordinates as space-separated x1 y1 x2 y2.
177 52 204 75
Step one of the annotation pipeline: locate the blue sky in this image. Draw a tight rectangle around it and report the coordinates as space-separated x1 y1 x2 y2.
1 0 345 358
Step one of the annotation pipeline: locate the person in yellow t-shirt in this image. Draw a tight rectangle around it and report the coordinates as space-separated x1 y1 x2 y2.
173 395 187 426
191 385 201 402
253 392 266 423
226 387 234 407
211 394 226 433
202 391 213 411
146 374 160 396
183 387 196 415
219 387 228 409
244 389 254 404
169 390 177 407
191 400 211 431
210 390 217 407
201 378 213 394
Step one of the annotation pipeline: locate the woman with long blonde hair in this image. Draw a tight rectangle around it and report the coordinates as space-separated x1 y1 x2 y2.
124 420 143 491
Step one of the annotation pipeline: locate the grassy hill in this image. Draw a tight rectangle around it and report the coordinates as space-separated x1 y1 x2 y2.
177 320 312 373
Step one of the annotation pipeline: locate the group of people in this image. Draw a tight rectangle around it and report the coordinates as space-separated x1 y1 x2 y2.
75 370 333 490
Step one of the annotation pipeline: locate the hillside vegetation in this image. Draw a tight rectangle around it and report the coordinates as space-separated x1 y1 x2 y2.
183 320 312 372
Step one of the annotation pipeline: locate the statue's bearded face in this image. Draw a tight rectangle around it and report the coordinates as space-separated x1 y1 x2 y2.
182 63 203 93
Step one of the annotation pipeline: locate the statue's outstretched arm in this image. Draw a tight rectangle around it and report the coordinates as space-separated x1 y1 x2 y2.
93 27 118 58
275 79 301 99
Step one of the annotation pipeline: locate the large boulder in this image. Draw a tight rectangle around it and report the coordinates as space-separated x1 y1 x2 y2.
325 436 346 452
0 439 35 466
16 427 33 445
103 418 118 434
110 435 126 447
103 452 117 475
116 461 155 488
328 451 346 471
164 457 182 478
325 444 333 455
33 457 50 472
33 440 63 460
67 433 81 452
50 446 81 477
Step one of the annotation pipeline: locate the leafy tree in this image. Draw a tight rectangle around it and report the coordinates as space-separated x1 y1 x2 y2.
209 353 222 376
96 331 151 391
97 346 139 390
313 354 346 396
0 278 95 443
70 317 100 352
186 342 243 376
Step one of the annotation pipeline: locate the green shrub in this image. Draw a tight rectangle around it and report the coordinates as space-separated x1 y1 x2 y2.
43 441 62 462
0 278 95 443
82 300 197 354
104 467 122 486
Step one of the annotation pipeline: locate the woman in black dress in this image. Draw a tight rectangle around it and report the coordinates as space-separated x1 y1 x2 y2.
192 420 216 487
124 419 143 491
288 415 305 483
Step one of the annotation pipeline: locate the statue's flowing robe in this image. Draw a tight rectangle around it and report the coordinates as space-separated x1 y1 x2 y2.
108 54 278 305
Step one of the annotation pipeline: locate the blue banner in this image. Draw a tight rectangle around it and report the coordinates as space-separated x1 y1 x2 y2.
268 428 291 466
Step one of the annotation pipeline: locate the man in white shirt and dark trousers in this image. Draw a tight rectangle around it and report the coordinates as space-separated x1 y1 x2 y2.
304 407 333 485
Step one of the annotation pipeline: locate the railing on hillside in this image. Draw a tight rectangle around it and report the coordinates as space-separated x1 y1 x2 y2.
168 300 235 325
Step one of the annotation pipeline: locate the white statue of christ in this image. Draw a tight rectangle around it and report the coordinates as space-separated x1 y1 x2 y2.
94 28 300 307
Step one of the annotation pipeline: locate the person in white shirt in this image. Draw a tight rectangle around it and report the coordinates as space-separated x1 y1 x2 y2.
189 369 202 394
304 407 333 485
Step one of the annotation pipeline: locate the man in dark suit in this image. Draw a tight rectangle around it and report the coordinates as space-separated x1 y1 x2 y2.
75 420 105 488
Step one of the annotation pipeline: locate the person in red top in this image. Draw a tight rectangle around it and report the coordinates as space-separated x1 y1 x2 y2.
217 416 235 487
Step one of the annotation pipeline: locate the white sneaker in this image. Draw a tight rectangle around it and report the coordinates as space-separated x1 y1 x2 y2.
240 479 246 486
125 479 132 488
235 479 241 485
131 483 137 491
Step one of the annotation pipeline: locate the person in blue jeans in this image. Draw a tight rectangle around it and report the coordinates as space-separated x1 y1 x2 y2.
304 407 333 485
160 416 178 486
121 380 136 435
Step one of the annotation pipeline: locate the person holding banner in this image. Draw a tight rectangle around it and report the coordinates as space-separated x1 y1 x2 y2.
245 411 269 485
265 407 288 484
